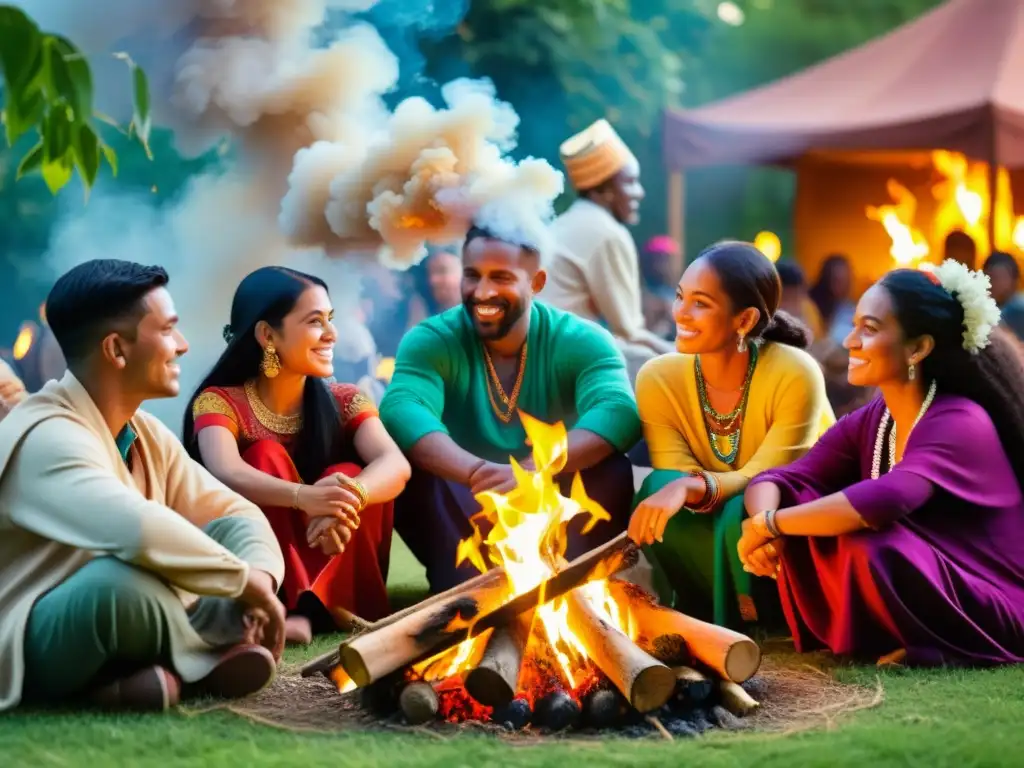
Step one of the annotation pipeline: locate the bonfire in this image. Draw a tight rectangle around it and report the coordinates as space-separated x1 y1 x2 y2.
305 415 764 734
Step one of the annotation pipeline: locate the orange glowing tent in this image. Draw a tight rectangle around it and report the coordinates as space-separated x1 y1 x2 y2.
662 0 1024 281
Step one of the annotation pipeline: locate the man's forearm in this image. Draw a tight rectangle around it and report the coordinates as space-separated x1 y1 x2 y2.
407 432 485 486
561 429 615 474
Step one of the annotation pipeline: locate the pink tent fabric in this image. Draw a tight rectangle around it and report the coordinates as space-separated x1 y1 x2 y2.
663 0 1024 169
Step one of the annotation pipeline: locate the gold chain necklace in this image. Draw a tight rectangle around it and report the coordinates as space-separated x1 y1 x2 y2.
483 343 527 423
244 379 303 435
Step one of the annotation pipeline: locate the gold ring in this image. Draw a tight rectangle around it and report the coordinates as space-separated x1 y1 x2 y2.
766 542 778 557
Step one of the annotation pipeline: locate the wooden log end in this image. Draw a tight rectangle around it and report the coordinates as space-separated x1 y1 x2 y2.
718 680 760 717
630 664 678 713
339 643 372 688
464 666 516 709
723 639 762 683
399 681 440 725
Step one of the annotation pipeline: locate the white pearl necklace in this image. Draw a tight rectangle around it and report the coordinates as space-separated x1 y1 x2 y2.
871 380 937 480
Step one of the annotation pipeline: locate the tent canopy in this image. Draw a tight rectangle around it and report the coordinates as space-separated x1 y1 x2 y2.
663 0 1024 170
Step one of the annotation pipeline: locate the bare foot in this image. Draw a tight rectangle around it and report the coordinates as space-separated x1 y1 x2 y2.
285 615 313 645
877 648 907 667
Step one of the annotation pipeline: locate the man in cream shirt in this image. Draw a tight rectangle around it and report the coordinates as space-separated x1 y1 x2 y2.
546 120 675 382
0 259 287 714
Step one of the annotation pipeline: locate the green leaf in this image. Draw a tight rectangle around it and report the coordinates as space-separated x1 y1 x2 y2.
72 121 100 189
3 83 44 146
0 6 43 91
44 35 93 121
101 142 118 176
41 154 73 194
131 60 151 155
15 140 44 179
42 105 72 164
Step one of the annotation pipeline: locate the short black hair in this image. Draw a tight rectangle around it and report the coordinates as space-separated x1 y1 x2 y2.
985 250 1021 281
46 259 169 365
944 230 977 254
775 260 806 288
463 224 541 258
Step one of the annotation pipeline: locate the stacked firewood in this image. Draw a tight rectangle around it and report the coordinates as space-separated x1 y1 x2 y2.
302 533 764 733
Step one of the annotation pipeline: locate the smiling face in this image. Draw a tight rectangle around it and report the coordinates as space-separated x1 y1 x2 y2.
844 284 932 387
112 287 189 399
461 236 545 341
672 258 757 354
262 285 336 378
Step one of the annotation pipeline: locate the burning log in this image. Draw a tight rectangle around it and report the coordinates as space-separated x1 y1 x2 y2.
718 680 760 717
608 580 761 683
341 578 511 687
463 612 532 708
301 567 507 678
399 681 439 725
564 590 676 714
339 533 638 687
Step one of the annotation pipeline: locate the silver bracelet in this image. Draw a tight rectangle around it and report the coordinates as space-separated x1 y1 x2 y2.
763 508 782 538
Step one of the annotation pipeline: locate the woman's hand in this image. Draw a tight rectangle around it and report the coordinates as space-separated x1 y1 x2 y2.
306 517 352 555
738 514 782 578
297 482 361 527
628 475 706 546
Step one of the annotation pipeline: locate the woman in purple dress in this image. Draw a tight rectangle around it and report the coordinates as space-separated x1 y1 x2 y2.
739 261 1024 666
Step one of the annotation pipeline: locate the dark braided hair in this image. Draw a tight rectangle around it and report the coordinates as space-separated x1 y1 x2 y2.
880 268 1024 484
698 240 811 349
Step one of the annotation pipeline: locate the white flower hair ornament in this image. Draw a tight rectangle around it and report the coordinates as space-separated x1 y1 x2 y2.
919 260 1002 354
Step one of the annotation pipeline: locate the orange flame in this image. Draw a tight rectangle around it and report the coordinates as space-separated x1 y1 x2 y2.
397 200 448 231
452 413 632 693
868 150 1024 267
12 324 35 361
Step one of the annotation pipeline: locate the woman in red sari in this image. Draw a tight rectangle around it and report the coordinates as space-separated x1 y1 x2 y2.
183 267 410 644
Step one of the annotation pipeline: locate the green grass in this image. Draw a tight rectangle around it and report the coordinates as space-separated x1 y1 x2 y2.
3 537 1023 767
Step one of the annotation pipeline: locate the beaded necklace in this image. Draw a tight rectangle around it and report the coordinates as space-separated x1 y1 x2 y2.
694 344 758 466
870 381 937 479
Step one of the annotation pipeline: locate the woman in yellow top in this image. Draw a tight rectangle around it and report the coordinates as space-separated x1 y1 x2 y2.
629 241 834 628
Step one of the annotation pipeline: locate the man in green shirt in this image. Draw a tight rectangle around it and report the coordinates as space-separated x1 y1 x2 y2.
380 225 642 592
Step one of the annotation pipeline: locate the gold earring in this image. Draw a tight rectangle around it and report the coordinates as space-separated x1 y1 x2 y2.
261 343 281 379
908 363 916 381
737 332 748 354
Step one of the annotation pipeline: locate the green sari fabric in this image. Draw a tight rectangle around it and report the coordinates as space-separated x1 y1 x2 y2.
635 469 763 628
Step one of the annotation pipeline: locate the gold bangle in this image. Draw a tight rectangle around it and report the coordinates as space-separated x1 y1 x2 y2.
339 476 369 511
292 483 302 510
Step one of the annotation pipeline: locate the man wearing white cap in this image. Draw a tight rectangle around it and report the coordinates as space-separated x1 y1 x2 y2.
546 120 675 381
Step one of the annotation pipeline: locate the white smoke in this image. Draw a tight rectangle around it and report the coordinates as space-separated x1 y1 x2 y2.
13 0 563 429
